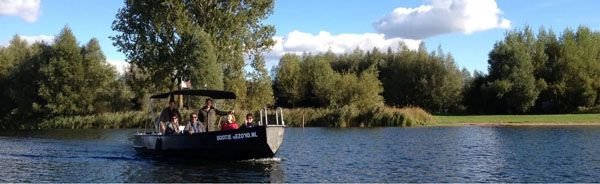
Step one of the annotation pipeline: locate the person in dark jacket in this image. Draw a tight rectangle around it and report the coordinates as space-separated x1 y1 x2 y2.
159 99 181 133
184 113 205 135
198 98 230 132
240 113 256 129
165 114 181 134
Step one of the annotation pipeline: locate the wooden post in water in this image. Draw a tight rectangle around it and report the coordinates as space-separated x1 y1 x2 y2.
301 114 305 128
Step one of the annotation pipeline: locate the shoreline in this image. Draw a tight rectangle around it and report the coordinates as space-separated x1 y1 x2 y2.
430 122 600 127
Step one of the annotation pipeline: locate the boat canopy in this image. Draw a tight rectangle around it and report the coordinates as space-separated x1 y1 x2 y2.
150 89 236 100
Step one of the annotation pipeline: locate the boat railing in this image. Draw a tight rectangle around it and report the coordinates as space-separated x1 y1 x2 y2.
259 107 285 126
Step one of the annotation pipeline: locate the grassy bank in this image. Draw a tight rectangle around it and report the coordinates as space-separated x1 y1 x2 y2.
434 114 600 126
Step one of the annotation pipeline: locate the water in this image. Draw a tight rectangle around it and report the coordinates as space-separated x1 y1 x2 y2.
1 126 600 182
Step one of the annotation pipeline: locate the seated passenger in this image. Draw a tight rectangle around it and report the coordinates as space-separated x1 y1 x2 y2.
220 113 239 131
184 113 205 135
240 113 256 129
159 99 181 133
165 114 181 134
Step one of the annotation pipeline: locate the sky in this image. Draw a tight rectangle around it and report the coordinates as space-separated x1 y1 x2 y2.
1 0 600 74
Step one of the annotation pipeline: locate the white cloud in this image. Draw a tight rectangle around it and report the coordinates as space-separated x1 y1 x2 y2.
106 59 129 75
1 34 54 47
264 30 421 66
0 0 41 22
373 0 511 39
20 34 54 44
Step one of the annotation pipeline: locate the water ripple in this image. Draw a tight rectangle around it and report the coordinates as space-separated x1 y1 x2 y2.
1 127 600 182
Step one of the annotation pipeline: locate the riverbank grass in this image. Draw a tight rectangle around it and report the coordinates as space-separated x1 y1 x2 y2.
434 114 600 126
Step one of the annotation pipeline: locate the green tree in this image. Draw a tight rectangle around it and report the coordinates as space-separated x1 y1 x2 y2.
274 53 304 107
186 0 275 107
484 28 545 114
337 66 384 109
246 55 274 110
188 31 223 91
0 36 32 117
82 38 133 112
547 27 600 112
302 55 339 107
112 0 276 108
112 0 205 90
378 42 463 112
38 27 89 116
7 42 53 120
37 27 130 116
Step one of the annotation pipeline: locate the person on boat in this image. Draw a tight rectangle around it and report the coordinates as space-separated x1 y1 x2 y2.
240 113 256 129
221 113 239 131
199 98 231 132
184 113 205 135
165 114 181 134
159 99 182 133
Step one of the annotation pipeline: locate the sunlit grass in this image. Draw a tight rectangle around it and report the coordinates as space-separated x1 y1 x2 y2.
434 114 600 125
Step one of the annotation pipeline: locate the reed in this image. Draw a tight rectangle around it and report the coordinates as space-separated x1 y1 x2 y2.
37 111 151 129
280 106 437 127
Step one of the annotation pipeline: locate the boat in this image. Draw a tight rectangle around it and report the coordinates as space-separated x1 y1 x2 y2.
133 89 285 160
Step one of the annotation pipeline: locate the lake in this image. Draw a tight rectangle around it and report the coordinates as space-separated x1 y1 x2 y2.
1 126 600 182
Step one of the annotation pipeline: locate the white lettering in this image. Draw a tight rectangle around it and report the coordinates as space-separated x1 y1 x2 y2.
216 132 258 141
216 134 231 141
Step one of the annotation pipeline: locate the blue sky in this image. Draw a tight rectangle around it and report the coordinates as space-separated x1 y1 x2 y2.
1 0 600 74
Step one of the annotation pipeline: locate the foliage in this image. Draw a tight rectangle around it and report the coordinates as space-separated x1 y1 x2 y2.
379 43 464 113
273 43 462 114
245 55 274 111
112 0 276 109
0 27 132 128
0 36 33 116
273 53 305 107
464 25 600 114
485 27 545 114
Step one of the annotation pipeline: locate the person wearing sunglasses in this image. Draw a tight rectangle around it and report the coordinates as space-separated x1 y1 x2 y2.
184 113 205 135
165 114 181 134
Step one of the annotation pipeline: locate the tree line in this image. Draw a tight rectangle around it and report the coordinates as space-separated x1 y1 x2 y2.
272 25 600 115
0 28 133 125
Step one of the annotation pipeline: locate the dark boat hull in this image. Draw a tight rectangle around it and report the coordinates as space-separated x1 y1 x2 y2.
133 126 284 160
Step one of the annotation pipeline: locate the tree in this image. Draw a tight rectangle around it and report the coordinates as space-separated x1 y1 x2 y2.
302 55 339 107
0 36 32 117
188 31 223 91
82 38 133 113
38 27 89 116
112 0 206 90
246 55 274 110
546 27 600 112
112 0 276 108
186 0 275 107
483 28 544 114
274 53 304 107
37 27 130 116
377 42 463 112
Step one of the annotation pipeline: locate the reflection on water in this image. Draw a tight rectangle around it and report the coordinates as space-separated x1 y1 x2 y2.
1 126 600 182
